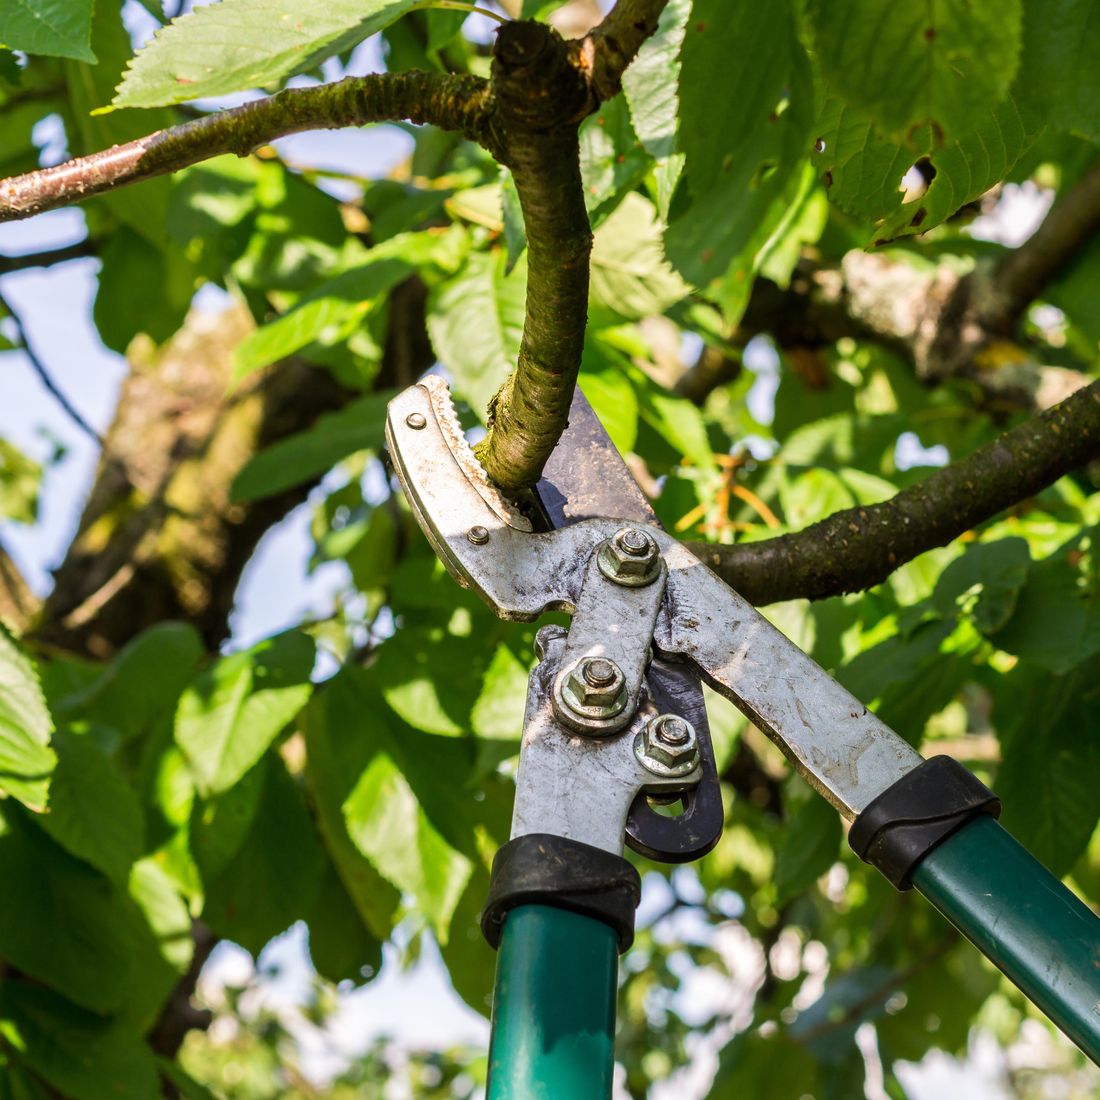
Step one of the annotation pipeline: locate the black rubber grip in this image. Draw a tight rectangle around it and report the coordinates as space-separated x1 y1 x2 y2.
481 833 641 953
849 755 1001 889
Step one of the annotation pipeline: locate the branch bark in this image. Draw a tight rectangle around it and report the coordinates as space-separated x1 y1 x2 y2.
0 72 491 222
0 240 97 275
693 379 1100 604
980 157 1100 334
475 4 669 489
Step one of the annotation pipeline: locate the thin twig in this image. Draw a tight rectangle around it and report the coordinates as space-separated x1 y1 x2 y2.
0 239 97 275
0 290 103 444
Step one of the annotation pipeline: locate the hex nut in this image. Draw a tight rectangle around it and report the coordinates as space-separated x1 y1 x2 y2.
636 714 700 775
597 527 661 587
560 656 628 717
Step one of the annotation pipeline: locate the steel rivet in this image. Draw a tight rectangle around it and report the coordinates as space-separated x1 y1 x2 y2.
406 412 427 430
467 525 490 545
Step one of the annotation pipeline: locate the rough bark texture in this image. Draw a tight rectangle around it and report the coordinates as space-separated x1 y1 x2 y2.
475 22 594 491
30 307 346 657
0 72 492 222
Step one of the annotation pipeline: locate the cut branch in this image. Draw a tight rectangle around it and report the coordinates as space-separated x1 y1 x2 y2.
0 72 490 223
693 379 1100 604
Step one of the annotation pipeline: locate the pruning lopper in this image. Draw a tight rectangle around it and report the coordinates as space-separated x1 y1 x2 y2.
386 376 1100 1097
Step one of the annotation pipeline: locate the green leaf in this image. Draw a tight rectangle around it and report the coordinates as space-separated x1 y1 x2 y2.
302 672 403 940
305 860 384 984
175 631 315 796
993 552 1100 673
0 0 94 62
426 250 526 418
0 982 158 1100
201 755 324 955
1021 0 1100 143
114 0 417 107
589 194 690 320
232 257 411 381
343 752 472 941
51 622 204 745
0 626 56 813
129 858 194 974
711 1030 818 1098
578 361 639 455
0 809 174 1020
669 0 814 285
996 663 1100 875
39 731 144 884
932 538 1031 634
807 0 1023 144
578 98 652 220
773 792 841 904
621 0 689 158
190 759 265 878
470 642 528 741
0 439 41 524
93 227 196 353
231 390 394 503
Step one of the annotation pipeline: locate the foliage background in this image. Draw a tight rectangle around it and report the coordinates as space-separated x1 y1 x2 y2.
1 0 1100 1097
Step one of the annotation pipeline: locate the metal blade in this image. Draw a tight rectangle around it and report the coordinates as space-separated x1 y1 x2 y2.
536 385 722 862
535 386 658 528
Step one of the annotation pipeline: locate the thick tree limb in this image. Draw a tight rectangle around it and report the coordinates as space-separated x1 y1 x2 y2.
0 72 491 223
692 379 1100 604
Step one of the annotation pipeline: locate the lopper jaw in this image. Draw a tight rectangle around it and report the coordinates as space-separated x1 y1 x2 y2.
386 377 922 835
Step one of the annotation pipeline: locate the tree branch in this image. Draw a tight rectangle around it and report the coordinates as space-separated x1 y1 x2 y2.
579 0 669 102
0 289 103 444
475 22 593 490
0 240 97 275
0 72 491 223
980 157 1100 334
693 379 1100 604
475 5 669 488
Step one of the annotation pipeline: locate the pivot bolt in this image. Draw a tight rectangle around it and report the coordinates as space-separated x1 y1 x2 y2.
467 525 490 545
561 656 628 718
406 412 427 430
635 713 700 776
597 527 661 587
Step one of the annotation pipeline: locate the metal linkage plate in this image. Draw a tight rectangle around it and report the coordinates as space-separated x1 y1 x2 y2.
511 631 702 855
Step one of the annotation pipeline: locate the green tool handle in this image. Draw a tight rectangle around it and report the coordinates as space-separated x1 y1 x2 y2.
912 815 1100 1063
487 904 618 1099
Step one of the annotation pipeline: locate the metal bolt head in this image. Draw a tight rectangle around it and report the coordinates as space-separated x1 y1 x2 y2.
561 656 627 717
467 525 490 545
597 527 661 587
406 412 427 430
636 713 700 774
